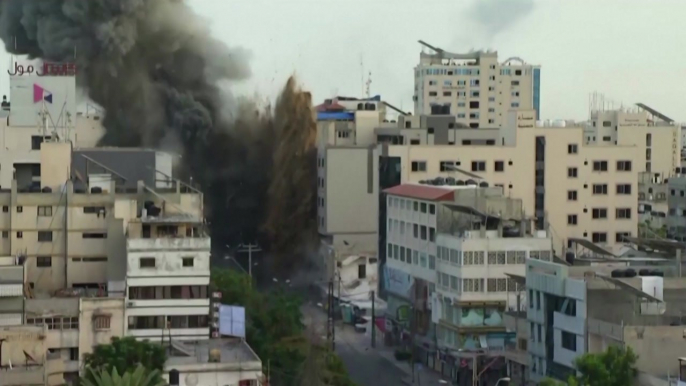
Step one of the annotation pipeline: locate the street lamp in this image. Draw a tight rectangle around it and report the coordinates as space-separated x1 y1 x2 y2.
495 377 511 385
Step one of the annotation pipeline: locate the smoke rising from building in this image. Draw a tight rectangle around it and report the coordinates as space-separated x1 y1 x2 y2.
0 0 317 270
466 0 535 40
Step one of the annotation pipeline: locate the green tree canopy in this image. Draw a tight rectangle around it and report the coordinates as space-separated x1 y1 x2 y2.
82 337 167 385
571 346 638 386
82 365 164 386
211 268 356 386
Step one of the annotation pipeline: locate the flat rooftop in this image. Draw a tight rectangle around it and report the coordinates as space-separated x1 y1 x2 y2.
165 339 261 369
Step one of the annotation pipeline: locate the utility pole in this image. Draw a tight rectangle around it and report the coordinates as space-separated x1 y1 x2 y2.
410 306 416 384
237 243 261 283
327 280 336 351
371 290 376 348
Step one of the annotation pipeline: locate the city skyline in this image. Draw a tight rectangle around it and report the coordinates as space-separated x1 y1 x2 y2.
0 0 682 122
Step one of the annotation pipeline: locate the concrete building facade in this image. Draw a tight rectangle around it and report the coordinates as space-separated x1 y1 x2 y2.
414 43 541 127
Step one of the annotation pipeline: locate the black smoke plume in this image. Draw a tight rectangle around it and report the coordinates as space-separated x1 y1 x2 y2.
0 0 318 273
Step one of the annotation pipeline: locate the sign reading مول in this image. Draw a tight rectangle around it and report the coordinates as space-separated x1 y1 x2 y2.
8 61 77 77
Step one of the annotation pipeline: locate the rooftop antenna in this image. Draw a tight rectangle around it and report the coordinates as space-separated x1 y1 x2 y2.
360 54 364 97
365 71 372 99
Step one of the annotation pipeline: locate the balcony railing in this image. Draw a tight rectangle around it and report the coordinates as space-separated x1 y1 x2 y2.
127 237 210 251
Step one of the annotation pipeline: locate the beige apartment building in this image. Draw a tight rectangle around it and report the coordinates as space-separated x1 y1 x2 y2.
386 110 639 255
585 106 680 178
414 41 541 128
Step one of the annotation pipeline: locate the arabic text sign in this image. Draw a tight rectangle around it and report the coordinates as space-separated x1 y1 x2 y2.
8 62 77 77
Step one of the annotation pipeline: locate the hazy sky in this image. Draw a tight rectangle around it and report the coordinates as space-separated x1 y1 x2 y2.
0 0 684 122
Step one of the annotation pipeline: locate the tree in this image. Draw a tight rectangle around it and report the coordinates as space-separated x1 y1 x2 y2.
570 346 638 386
82 337 167 385
638 220 667 238
211 268 356 386
82 365 164 386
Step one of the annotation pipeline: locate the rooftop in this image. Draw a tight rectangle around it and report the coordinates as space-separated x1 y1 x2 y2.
165 339 261 370
384 183 480 201
138 213 203 224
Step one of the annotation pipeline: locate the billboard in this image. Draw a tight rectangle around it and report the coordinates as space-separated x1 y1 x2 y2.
9 71 77 129
383 265 414 299
218 304 246 338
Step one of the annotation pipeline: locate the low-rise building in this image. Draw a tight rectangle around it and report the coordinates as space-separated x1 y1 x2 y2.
383 183 549 384
164 339 264 386
525 257 685 384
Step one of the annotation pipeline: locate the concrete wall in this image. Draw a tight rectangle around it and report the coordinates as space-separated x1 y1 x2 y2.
320 146 378 252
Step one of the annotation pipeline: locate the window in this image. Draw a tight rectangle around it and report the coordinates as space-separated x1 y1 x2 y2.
443 91 451 97
616 184 632 195
84 206 106 214
16 206 22 213
38 231 53 242
593 161 608 171
429 228 436 242
616 232 630 243
646 133 652 147
413 224 418 238
2 206 7 213
471 161 486 172
592 184 608 195
358 264 366 279
494 161 504 172
561 331 577 351
69 347 79 361
568 144 578 154
37 206 52 217
1 231 7 239
567 167 578 178
592 208 607 219
429 204 436 215
82 233 107 239
592 232 607 243
420 203 427 213
411 161 427 172
420 226 427 240
428 91 437 97
567 190 578 201
93 315 111 330
646 148 651 161
616 208 632 219
617 161 632 171
511 102 520 108
602 121 611 127
413 201 419 211
567 215 577 225
31 136 48 150
140 257 156 268
16 231 22 238
511 80 520 86
37 256 52 267
182 257 194 267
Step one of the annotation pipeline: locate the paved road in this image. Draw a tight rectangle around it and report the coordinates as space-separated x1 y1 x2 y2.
336 325 409 386
301 304 413 386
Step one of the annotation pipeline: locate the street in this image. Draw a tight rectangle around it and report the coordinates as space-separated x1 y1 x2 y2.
302 303 446 386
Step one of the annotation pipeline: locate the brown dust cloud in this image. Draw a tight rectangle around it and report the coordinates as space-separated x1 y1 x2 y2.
0 0 318 274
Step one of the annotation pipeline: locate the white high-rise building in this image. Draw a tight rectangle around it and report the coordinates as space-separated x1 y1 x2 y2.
414 41 541 128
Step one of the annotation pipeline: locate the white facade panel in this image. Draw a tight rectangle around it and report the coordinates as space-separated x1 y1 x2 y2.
126 276 209 287
0 284 23 297
0 313 22 326
125 306 210 317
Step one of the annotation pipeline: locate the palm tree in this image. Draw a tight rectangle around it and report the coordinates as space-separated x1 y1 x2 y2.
82 365 165 386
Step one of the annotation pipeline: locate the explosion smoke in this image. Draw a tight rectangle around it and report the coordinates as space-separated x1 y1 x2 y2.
0 0 318 271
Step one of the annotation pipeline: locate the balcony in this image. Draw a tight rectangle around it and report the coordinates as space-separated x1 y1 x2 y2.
127 237 210 252
0 265 23 297
553 312 584 336
0 358 64 386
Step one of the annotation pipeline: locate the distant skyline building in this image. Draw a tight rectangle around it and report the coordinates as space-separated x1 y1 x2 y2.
414 41 541 127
